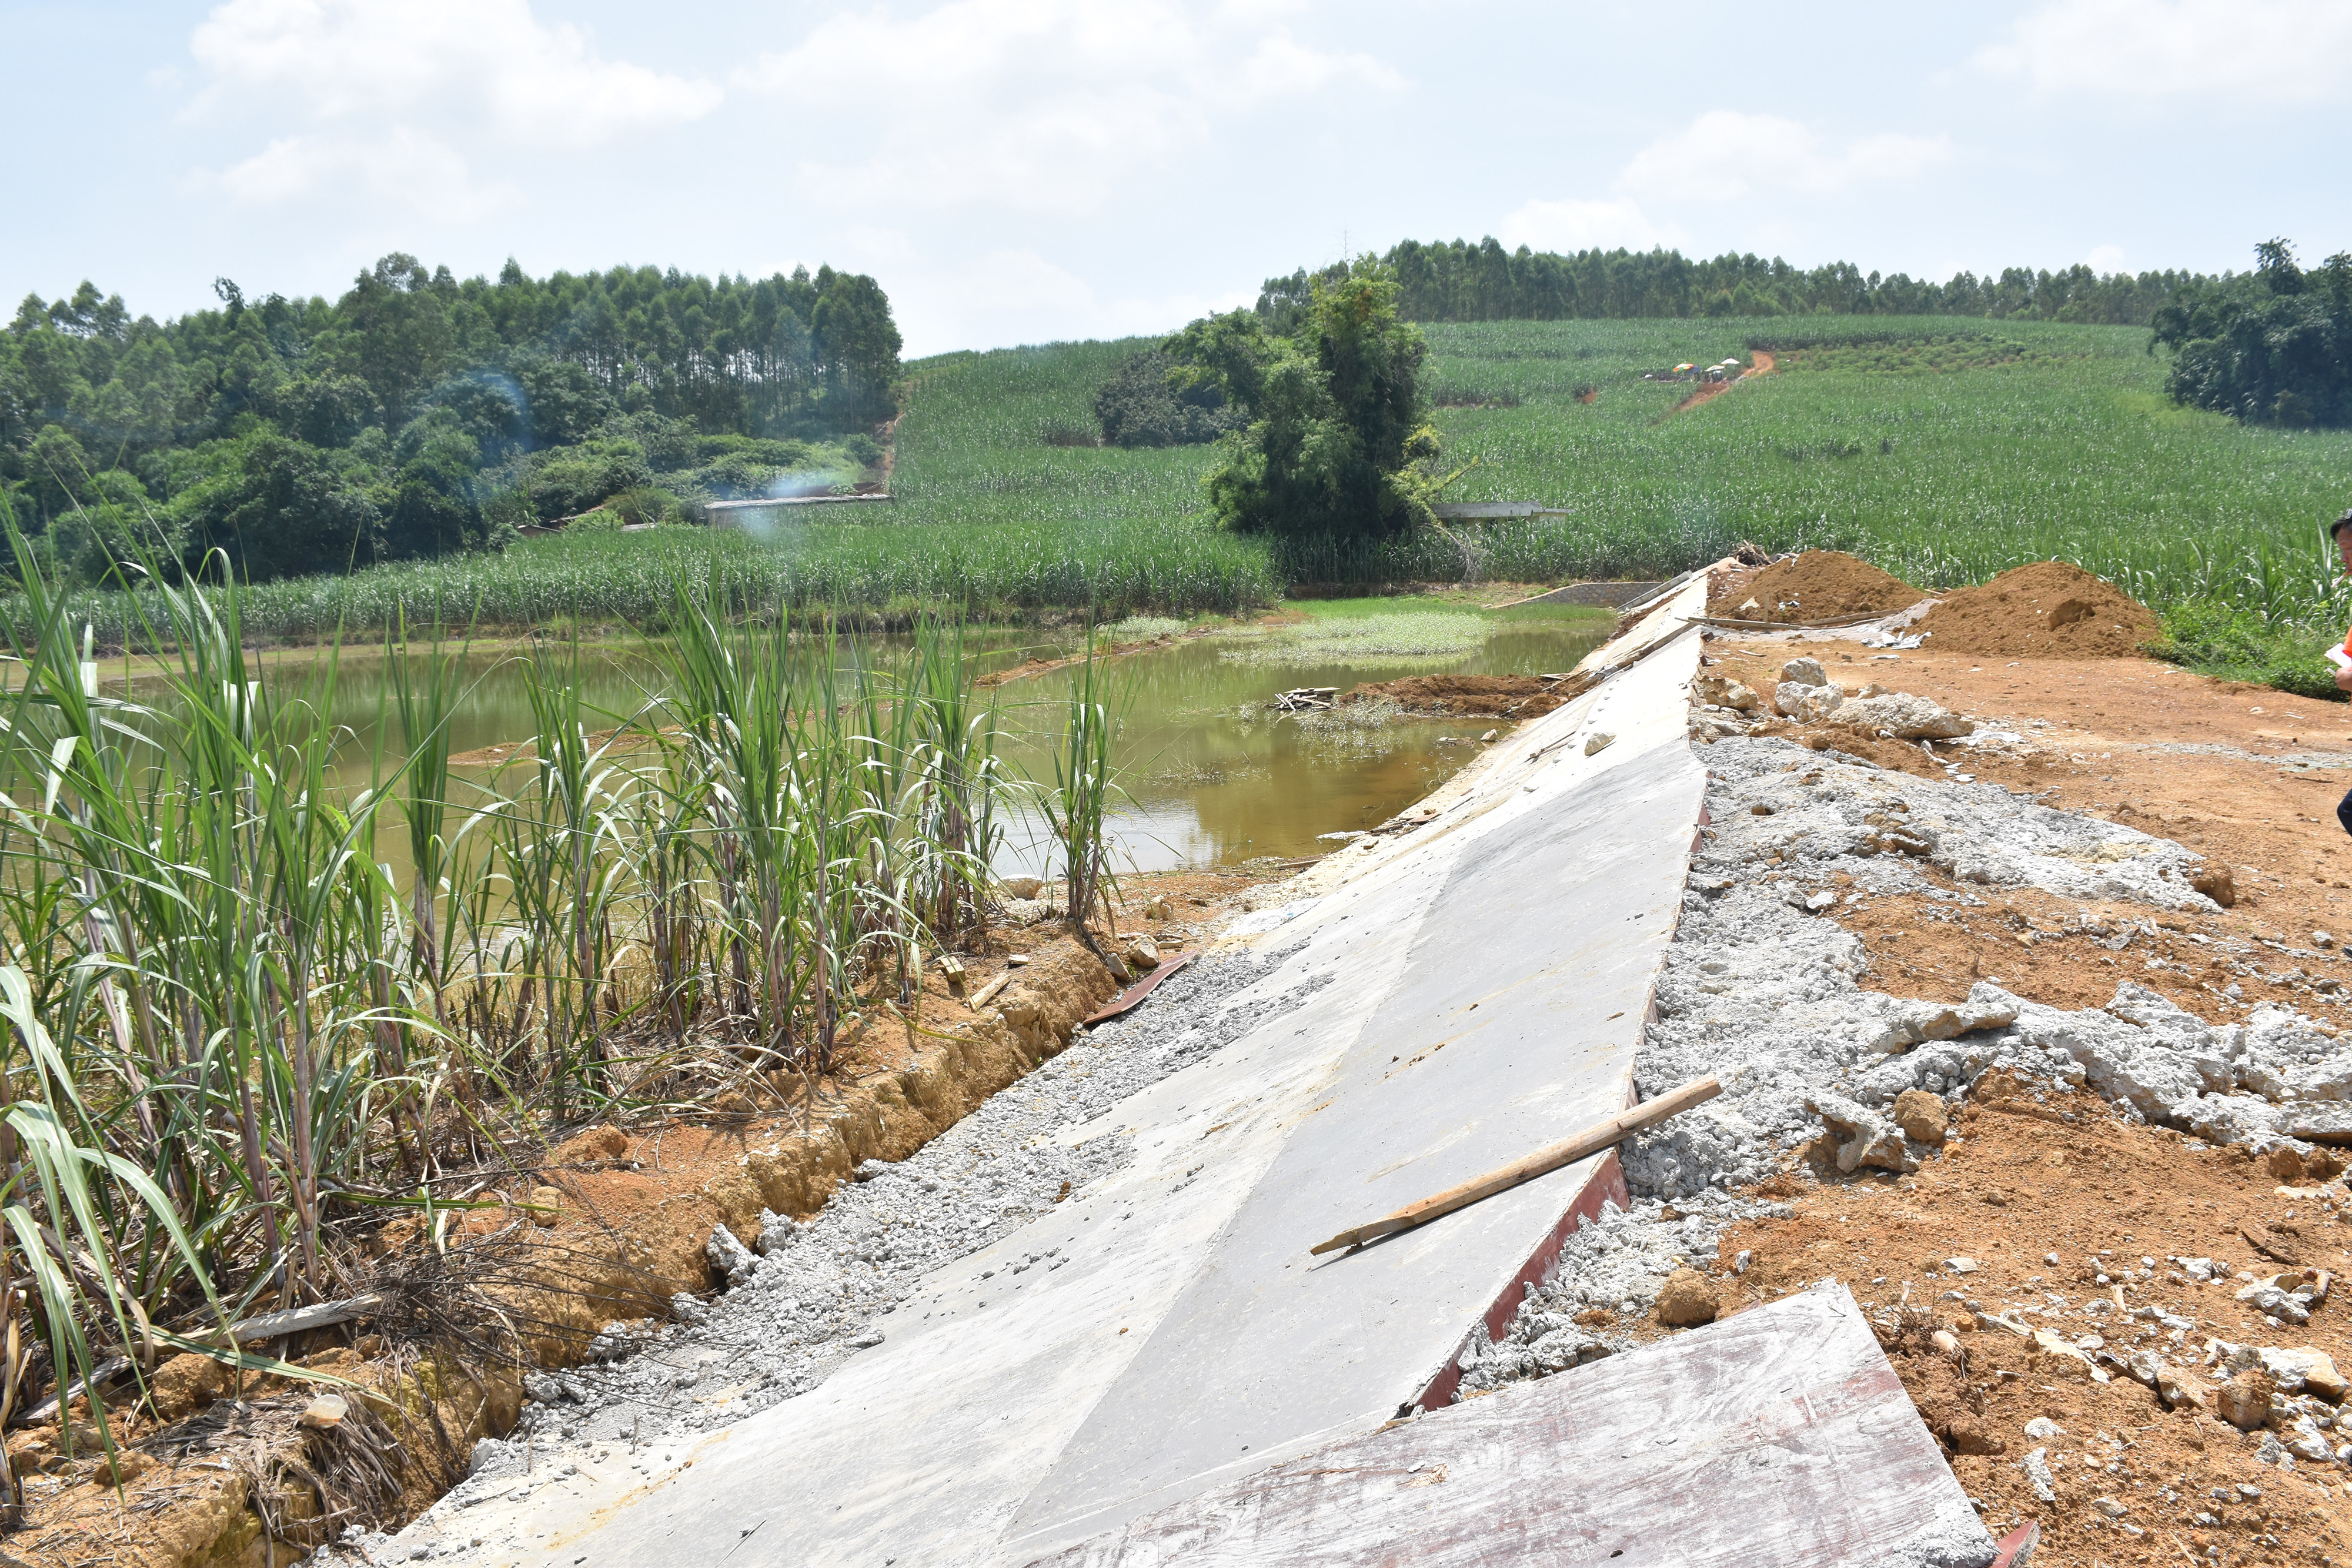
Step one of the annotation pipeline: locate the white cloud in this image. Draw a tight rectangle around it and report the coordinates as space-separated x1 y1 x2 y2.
2085 243 2127 273
211 129 509 218
1977 0 2352 100
185 0 719 211
1617 111 1952 202
740 0 1401 211
192 0 720 143
1497 198 1675 254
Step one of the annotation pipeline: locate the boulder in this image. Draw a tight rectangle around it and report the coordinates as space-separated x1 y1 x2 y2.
1775 681 1846 723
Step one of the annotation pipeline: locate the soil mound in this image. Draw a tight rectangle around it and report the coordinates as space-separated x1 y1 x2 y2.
1342 673 1577 718
1913 560 2158 658
1706 550 1923 623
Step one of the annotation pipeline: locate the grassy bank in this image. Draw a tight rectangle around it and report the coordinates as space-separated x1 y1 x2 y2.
0 551 1140 1450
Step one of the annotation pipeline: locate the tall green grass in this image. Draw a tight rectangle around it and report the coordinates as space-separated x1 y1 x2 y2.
0 521 1120 1451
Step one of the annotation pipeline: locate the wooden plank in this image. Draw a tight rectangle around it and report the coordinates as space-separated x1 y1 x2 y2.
1083 953 1196 1027
1024 1281 1996 1568
1309 1076 1720 1255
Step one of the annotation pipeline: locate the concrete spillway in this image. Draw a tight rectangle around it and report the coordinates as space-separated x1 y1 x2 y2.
448 577 1719 1567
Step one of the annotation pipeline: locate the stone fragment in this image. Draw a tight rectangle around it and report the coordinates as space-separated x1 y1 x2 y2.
755 1208 797 1255
2286 1102 2352 1145
1930 1329 1962 1359
2029 1328 2094 1379
706 1223 759 1286
1583 731 1616 756
2219 1369 2276 1430
1946 1257 1979 1275
999 875 1044 900
1893 1089 1950 1145
2023 1447 2056 1503
2093 1496 2128 1519
1125 934 1162 968
1806 1092 1907 1172
1692 673 1760 712
298 1393 348 1430
1837 692 1975 741
2157 1363 2209 1413
1780 657 1828 687
1653 1268 1718 1327
1869 986 2020 1054
2285 1415 2334 1462
1143 894 1175 920
2236 1281 2310 1324
1946 1416 2002 1455
2193 864 2236 908
526 1185 564 1226
2023 1416 2064 1440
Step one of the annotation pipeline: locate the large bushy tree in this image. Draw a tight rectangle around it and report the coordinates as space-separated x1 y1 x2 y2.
0 254 906 584
2151 239 2352 428
1167 261 1439 542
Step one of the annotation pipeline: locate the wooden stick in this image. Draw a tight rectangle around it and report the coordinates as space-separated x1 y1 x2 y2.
1308 1076 1722 1256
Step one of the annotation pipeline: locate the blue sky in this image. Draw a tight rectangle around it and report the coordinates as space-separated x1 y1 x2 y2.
5 0 2349 357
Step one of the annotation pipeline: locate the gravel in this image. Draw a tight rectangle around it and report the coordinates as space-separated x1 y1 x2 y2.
1461 733 2352 1398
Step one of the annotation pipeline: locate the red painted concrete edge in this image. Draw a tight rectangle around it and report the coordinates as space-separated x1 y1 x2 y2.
1991 1521 2039 1565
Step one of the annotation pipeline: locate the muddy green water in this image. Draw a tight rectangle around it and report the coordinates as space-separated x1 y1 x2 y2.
112 608 1611 877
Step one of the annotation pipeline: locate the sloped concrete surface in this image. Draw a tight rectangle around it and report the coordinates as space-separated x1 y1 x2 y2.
409 579 1718 1568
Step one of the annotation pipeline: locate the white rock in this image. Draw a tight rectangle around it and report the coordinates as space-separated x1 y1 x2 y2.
1584 731 1616 755
1838 692 1975 741
1806 1092 1907 1172
998 875 1044 900
1775 681 1846 723
1869 986 2020 1054
1692 673 1761 712
706 1223 759 1286
2024 1416 2065 1439
1780 657 1829 687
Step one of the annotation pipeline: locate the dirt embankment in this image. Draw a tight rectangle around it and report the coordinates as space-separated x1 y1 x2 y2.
4 870 1269 1568
1912 560 2163 659
1339 673 1582 720
1706 549 1925 624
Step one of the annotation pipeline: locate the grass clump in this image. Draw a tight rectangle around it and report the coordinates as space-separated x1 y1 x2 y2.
1100 615 1188 643
2147 601 2344 701
1224 610 1489 666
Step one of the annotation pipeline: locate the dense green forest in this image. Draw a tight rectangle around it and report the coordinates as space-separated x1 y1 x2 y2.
2153 239 2352 428
0 255 903 583
1259 239 2226 328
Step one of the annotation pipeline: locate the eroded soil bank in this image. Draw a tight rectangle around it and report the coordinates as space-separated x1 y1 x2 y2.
0 868 1274 1568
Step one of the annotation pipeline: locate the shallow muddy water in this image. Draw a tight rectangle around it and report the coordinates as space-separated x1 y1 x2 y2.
103 606 1611 877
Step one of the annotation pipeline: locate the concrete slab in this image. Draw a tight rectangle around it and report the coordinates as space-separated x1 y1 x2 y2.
1026 1281 2002 1568
423 574 1724 1568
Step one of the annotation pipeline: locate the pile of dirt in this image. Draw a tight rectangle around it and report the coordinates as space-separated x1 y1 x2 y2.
1705 550 1924 624
1340 673 1580 718
1911 560 2160 658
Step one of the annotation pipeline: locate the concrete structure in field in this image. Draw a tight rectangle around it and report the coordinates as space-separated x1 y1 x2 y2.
415 569 1996 1566
1428 500 1568 521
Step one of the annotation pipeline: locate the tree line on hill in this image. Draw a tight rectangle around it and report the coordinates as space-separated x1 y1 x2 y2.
1 255 901 584
1260 239 2221 329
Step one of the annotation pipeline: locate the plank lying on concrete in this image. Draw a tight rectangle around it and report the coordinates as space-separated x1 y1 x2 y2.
1030 1281 2001 1568
417 571 1726 1568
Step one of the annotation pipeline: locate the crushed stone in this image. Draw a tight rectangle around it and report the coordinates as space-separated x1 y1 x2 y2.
1461 735 2352 1412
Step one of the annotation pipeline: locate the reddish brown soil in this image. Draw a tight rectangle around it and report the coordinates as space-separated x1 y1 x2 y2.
1706 1085 2352 1564
1342 673 1576 718
1706 549 1925 623
1915 561 2163 660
